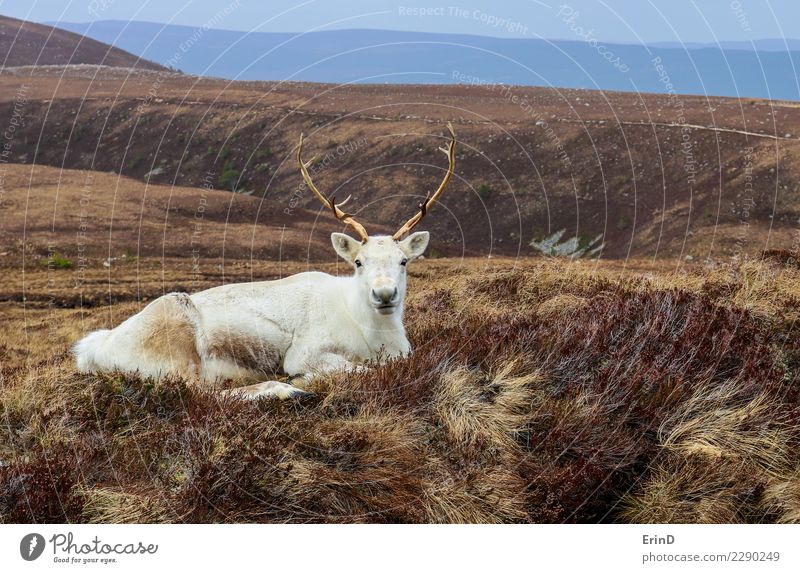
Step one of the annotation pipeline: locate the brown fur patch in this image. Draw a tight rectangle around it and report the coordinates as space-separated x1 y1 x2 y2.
206 332 282 376
139 293 201 379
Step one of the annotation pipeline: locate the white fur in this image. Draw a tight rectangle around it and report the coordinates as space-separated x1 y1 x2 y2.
73 329 111 372
73 232 430 399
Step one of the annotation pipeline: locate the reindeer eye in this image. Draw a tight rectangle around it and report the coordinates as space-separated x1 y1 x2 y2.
355 260 363 268
400 259 408 266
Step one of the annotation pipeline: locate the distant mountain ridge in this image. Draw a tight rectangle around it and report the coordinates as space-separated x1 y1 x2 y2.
650 39 800 51
48 20 800 100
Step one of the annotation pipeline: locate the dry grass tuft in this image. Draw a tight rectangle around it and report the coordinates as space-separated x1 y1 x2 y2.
81 488 175 524
434 364 539 451
536 294 588 317
761 472 800 523
661 391 792 476
619 459 758 523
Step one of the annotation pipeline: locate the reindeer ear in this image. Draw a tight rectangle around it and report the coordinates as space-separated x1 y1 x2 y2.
331 232 361 263
399 231 429 260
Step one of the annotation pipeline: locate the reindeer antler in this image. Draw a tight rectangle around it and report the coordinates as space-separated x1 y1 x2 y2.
297 133 369 242
392 122 457 240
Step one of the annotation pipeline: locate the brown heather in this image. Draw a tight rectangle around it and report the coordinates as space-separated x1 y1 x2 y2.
2 255 800 523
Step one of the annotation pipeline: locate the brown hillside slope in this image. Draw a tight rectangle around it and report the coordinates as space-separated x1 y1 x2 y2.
1 67 799 259
0 15 166 70
0 163 410 266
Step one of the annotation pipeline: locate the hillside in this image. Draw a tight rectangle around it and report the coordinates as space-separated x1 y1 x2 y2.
1 66 798 259
0 15 166 70
0 162 433 272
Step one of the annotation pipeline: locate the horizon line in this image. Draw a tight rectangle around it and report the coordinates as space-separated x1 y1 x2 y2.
35 17 800 49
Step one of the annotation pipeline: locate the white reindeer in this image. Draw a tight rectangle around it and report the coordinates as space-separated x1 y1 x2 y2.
73 124 457 399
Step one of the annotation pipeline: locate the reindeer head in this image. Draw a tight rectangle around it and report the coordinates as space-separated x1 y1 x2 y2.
330 232 428 315
297 123 456 316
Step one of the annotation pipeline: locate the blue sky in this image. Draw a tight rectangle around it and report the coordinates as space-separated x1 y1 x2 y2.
1 0 797 43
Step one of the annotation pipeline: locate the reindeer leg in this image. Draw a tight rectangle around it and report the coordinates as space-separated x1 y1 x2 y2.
284 352 367 390
224 380 312 400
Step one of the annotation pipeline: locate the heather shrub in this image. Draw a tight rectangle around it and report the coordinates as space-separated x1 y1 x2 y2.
2 260 799 523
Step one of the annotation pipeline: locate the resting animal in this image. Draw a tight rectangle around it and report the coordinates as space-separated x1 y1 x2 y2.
73 124 457 398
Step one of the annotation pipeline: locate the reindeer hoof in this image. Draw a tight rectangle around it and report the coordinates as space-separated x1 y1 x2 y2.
292 389 314 400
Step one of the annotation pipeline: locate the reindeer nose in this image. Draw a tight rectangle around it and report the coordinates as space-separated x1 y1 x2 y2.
372 286 398 305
